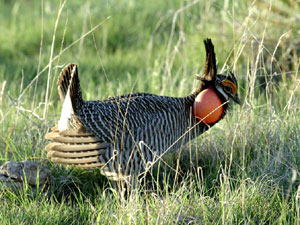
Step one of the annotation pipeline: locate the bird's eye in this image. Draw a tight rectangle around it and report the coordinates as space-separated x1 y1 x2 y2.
223 85 232 93
221 80 237 94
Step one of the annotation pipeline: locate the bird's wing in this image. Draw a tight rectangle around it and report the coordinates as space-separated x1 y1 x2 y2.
45 125 110 168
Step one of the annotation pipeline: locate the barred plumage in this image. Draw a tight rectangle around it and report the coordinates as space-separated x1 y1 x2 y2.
45 39 240 183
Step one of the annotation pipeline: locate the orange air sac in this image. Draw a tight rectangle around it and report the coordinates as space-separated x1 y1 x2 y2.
193 88 224 124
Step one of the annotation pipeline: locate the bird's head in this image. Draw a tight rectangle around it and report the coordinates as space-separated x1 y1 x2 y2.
215 72 240 105
197 38 241 105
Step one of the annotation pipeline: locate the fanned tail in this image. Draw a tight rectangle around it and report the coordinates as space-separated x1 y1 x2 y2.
57 64 84 132
57 63 83 112
45 64 109 169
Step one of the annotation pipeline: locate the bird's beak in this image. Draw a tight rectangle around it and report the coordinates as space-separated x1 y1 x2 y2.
232 95 241 105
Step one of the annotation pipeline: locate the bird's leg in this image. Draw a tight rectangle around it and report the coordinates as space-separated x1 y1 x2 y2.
110 177 138 200
110 180 126 199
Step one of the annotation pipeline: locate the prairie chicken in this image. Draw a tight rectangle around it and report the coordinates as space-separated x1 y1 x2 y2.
45 39 240 185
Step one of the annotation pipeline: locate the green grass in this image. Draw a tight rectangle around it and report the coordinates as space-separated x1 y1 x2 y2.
0 0 299 224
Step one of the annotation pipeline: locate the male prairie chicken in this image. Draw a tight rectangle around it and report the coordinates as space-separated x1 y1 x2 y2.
45 39 240 185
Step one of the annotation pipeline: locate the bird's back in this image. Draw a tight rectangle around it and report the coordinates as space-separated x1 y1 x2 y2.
74 92 206 180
